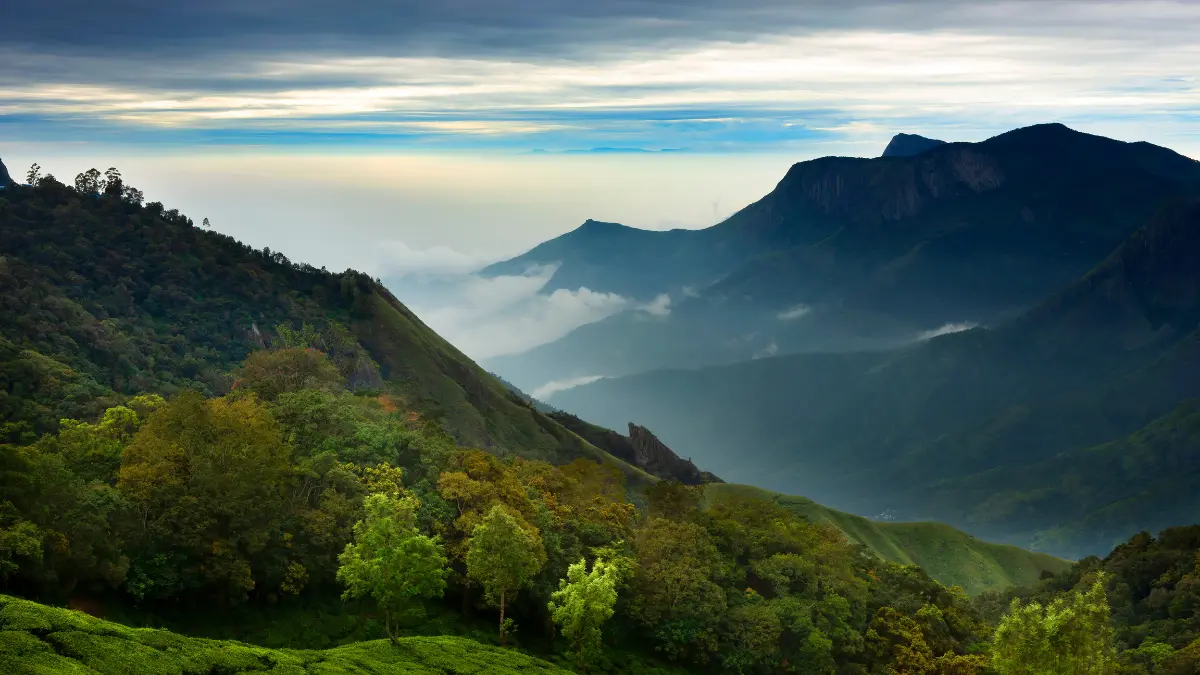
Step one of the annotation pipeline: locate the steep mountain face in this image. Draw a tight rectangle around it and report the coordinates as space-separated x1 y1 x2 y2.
0 158 14 186
548 411 720 484
550 198 1200 557
0 178 643 476
487 124 1200 393
881 133 946 157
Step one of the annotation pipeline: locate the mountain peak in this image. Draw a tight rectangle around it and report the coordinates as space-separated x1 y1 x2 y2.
0 157 14 186
881 133 947 157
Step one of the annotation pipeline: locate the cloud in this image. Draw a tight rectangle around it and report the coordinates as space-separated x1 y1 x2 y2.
640 293 672 317
400 264 632 360
777 304 811 320
2 1 1199 155
531 375 607 400
752 342 779 359
916 322 978 340
375 241 498 278
681 285 701 298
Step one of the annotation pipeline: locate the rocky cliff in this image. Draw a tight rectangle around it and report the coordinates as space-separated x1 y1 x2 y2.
547 411 721 484
0 158 14 186
628 423 722 485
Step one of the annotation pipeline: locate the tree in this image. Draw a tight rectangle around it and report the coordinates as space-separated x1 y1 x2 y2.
233 348 343 402
466 504 546 645
866 606 935 674
122 185 144 205
337 492 448 643
74 168 102 195
202 217 211 229
991 575 1116 675
548 557 622 671
630 517 728 661
117 392 294 602
102 168 123 197
26 163 40 186
645 480 702 521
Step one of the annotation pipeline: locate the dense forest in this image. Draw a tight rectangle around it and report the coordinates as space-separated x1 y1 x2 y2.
2 170 1200 674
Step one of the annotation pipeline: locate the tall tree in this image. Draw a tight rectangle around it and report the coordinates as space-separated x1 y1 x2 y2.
466 504 545 645
991 575 1116 675
337 492 448 643
117 392 294 602
102 168 123 197
548 557 622 672
25 163 40 186
73 168 102 195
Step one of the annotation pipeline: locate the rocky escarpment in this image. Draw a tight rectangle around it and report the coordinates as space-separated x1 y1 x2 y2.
0 158 14 186
547 411 721 484
628 423 722 485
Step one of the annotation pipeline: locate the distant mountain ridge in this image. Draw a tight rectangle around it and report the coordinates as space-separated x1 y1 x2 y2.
487 123 1200 394
549 196 1200 557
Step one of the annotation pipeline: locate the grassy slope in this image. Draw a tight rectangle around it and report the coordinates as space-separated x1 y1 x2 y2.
0 594 568 675
354 289 653 484
707 484 1070 596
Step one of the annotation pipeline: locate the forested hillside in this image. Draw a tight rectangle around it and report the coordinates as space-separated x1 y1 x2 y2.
0 173 632 473
0 175 1016 673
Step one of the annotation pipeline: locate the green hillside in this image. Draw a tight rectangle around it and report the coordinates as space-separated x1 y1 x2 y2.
0 594 567 674
706 484 1069 596
0 172 648 481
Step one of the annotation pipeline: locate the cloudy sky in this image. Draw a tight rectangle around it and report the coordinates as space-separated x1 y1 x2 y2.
3 0 1198 360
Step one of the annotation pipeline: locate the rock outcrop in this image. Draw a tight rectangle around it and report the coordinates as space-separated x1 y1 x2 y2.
0 158 14 186
881 133 947 158
547 411 720 484
627 423 722 485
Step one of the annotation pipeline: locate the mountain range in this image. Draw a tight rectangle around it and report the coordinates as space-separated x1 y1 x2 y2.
0 158 1063 595
485 124 1200 399
506 128 1200 559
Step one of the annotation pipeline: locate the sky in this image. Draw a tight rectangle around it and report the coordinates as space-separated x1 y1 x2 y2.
3 0 1199 362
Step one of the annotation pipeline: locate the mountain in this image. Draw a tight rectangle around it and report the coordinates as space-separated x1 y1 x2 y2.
0 157 14 186
549 197 1200 557
0 594 568 674
487 124 1200 393
706 484 1069 596
881 133 947 157
479 219 732 300
0 175 646 478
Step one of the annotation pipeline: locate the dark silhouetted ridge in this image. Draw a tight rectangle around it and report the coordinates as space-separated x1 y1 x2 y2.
881 133 946 157
0 157 14 186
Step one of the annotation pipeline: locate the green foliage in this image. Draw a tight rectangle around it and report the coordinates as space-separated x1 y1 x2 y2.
117 391 295 602
467 505 546 644
235 347 344 402
991 575 1116 674
630 517 727 662
709 483 1070 596
337 492 448 641
548 557 621 671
